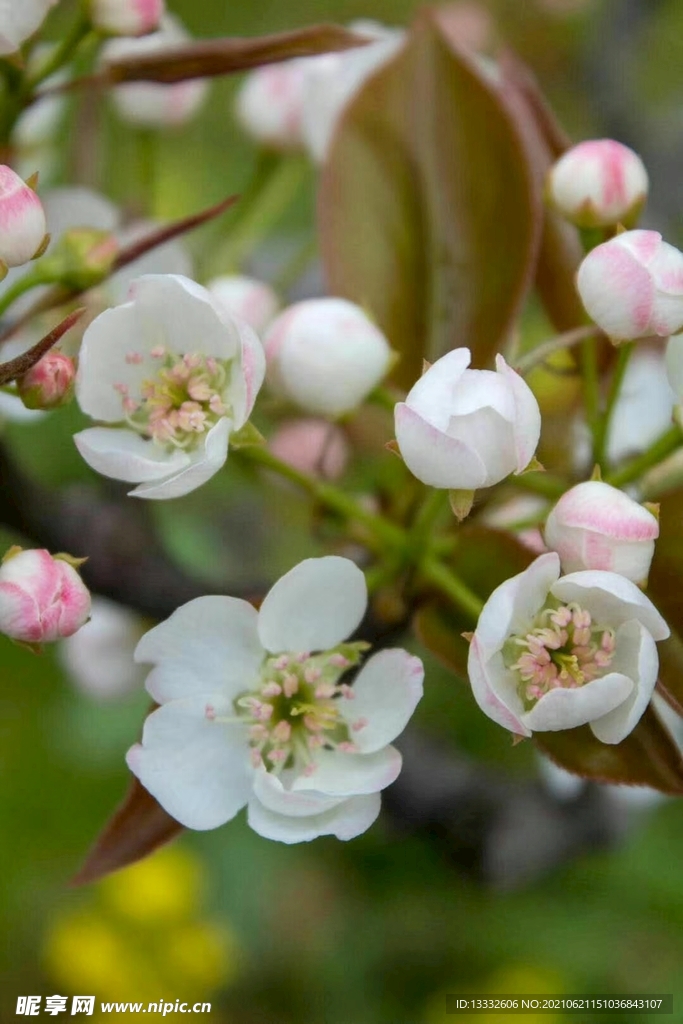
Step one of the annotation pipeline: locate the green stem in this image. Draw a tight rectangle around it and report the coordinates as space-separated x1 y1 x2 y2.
23 14 92 95
581 334 601 451
214 156 307 273
515 326 598 376
511 470 568 500
0 268 50 320
606 424 683 489
593 342 634 468
411 487 447 542
420 557 484 622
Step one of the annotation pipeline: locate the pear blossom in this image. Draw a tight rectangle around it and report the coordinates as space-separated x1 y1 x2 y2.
101 15 208 127
544 481 659 584
74 273 265 500
206 275 279 334
468 552 669 744
127 556 424 842
577 230 683 341
264 298 392 417
547 140 648 228
0 548 91 643
301 22 404 163
90 0 164 37
0 0 58 55
235 59 309 151
395 348 542 490
0 166 47 271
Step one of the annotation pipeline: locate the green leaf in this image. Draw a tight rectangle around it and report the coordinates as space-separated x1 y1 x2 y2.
318 10 540 390
534 705 683 795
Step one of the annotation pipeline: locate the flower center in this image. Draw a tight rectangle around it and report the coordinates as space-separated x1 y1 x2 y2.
233 642 370 775
504 601 616 707
114 347 232 450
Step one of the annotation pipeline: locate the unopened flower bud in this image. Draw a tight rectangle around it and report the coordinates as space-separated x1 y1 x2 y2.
235 60 308 151
544 481 659 584
43 227 118 289
0 166 47 272
264 298 392 417
90 0 164 36
17 350 75 410
0 548 91 643
547 140 648 228
395 348 541 490
270 418 349 480
577 230 683 341
206 275 279 333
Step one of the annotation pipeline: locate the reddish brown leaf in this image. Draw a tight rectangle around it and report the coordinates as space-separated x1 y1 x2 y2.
534 705 683 795
72 777 183 886
107 24 367 84
0 307 85 385
319 9 540 390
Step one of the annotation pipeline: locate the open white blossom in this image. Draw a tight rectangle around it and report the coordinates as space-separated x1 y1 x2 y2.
74 273 265 499
468 552 669 744
127 556 424 842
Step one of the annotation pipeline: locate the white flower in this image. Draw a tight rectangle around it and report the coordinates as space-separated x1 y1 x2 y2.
59 597 146 700
127 556 424 842
0 0 57 55
547 139 648 228
395 348 541 490
206 275 279 334
74 273 265 499
0 166 46 270
577 230 683 341
101 14 208 127
544 481 659 584
264 297 392 417
301 21 404 163
90 0 164 37
468 552 669 744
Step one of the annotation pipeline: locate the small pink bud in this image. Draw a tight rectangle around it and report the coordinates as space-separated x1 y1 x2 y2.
0 548 91 643
234 61 308 151
270 419 349 481
17 351 75 410
544 481 659 584
90 0 164 36
0 166 47 269
577 230 683 341
547 140 648 229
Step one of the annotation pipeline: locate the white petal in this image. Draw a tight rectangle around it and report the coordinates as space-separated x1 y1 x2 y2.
293 746 401 796
257 556 367 654
127 274 241 360
247 792 381 843
395 402 487 489
74 426 190 483
473 552 560 660
468 638 530 736
126 698 251 830
338 649 423 753
590 619 659 744
495 354 542 471
523 673 633 732
251 768 345 817
129 417 231 499
135 595 263 702
446 404 517 487
665 335 683 401
403 347 471 429
551 570 670 641
76 302 157 421
229 323 266 429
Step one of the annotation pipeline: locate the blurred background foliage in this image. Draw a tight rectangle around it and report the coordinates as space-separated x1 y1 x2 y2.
4 0 683 1021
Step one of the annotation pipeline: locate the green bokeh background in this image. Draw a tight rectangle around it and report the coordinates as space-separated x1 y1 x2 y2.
3 0 683 1021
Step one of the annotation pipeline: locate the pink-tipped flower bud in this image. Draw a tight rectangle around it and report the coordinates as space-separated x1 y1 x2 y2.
544 481 659 584
547 140 648 228
0 166 47 271
0 548 91 643
90 0 164 36
206 275 280 334
270 418 349 480
577 230 683 341
264 298 392 417
235 60 308 151
17 350 75 410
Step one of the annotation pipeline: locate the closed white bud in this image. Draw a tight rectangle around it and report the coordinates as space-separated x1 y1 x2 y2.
90 0 164 37
547 139 648 228
0 166 47 270
264 298 392 417
234 60 308 151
